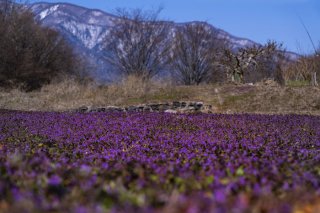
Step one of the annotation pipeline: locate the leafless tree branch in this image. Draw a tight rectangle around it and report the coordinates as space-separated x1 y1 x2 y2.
102 8 173 81
170 22 228 85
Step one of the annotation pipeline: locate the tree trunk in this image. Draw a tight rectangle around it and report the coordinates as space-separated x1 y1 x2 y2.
311 72 318 86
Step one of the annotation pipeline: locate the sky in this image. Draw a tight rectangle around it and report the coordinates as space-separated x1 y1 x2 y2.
29 0 320 54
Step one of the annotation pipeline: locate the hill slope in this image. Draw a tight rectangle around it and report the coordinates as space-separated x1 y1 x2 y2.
29 2 262 80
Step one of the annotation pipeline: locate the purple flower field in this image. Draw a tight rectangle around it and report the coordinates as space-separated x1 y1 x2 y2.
0 110 320 212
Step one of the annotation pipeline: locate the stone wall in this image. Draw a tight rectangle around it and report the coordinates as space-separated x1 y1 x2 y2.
74 101 213 113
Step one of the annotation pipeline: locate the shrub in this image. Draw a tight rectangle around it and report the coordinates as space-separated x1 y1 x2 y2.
0 0 79 91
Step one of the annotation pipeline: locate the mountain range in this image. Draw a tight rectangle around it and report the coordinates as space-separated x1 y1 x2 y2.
29 2 298 81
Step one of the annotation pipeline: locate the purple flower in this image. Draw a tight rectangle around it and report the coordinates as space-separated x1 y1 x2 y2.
214 190 226 203
48 175 62 186
1 111 319 212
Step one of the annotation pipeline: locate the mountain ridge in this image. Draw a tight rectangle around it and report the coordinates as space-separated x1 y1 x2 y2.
28 2 299 80
29 2 259 49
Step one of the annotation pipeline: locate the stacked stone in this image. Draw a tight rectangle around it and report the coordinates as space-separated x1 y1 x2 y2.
74 101 212 113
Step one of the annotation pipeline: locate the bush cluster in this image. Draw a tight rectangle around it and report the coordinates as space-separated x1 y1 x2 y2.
0 0 78 91
284 52 320 86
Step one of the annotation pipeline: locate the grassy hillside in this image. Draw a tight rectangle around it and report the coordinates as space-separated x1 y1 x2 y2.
1 77 320 115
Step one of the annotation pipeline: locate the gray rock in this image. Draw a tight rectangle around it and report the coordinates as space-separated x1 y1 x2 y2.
158 103 170 111
105 106 124 112
195 102 204 110
74 101 214 114
143 106 152 112
165 109 177 114
138 106 145 112
77 106 89 113
125 106 139 112
148 104 160 111
181 102 187 107
172 101 181 109
188 102 196 107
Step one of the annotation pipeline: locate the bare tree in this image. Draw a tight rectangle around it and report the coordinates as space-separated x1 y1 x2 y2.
0 0 81 91
224 45 265 83
285 51 320 85
170 22 227 85
102 8 172 81
252 41 286 85
223 41 285 84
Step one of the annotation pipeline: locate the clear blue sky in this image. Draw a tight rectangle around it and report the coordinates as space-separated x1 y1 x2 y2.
30 0 320 54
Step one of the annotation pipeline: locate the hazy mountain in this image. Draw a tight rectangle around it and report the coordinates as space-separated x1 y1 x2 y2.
29 2 298 81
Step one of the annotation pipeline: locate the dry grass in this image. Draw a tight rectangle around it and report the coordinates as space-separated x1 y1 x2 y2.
0 76 190 111
0 77 320 115
217 85 320 115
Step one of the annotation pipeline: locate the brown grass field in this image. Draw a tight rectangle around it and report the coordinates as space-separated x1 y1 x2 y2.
1 76 320 115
